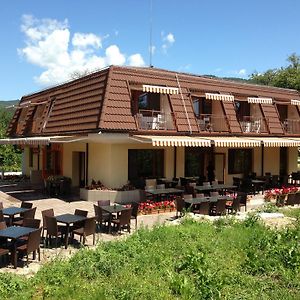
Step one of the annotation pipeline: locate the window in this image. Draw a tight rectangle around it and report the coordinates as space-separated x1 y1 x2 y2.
34 103 46 119
185 147 210 177
277 104 288 123
192 97 212 117
234 101 250 120
228 149 252 174
138 93 160 111
128 149 164 186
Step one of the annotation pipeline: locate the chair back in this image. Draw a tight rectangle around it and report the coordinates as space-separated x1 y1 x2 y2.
0 210 4 222
45 216 58 236
198 201 210 215
175 196 185 213
42 209 54 227
97 200 110 207
237 192 247 205
131 202 139 218
83 217 96 236
286 193 296 206
180 177 188 187
215 199 227 215
156 184 165 189
189 182 196 187
27 227 42 254
295 193 300 205
185 185 195 197
119 208 132 226
202 181 210 187
195 193 204 198
0 202 3 210
183 194 193 200
23 218 41 229
23 207 37 219
21 202 33 209
0 221 7 230
74 209 88 217
210 191 219 197
145 179 157 189
231 196 241 212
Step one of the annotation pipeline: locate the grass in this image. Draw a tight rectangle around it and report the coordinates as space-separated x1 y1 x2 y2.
279 207 300 219
0 216 300 299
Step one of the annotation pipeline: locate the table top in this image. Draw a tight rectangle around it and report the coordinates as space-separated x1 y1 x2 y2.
146 188 183 195
252 179 265 184
55 213 86 225
101 205 129 214
0 226 36 240
184 196 232 204
195 184 237 191
2 207 29 216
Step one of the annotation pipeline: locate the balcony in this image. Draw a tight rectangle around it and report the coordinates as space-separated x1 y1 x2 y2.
197 114 229 132
136 110 175 131
239 116 267 134
282 119 300 134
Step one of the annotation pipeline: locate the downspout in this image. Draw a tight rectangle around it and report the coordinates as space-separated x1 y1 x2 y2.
176 74 192 135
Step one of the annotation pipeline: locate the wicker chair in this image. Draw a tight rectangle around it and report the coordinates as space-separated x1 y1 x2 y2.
111 208 132 233
45 216 66 247
193 201 210 215
211 198 227 216
41 209 54 238
97 200 110 207
226 196 241 214
130 202 139 229
16 227 42 266
286 193 296 206
72 217 96 245
93 204 110 231
175 196 185 218
13 207 37 226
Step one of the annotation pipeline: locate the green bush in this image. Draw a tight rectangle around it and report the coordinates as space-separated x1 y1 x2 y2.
0 218 300 299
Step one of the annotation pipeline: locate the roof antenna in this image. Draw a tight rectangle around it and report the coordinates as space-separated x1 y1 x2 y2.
149 0 153 68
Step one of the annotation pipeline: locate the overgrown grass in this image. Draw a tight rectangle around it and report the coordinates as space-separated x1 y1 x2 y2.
1 216 300 299
280 207 300 219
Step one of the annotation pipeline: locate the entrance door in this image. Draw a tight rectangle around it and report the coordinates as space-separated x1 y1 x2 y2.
214 153 225 183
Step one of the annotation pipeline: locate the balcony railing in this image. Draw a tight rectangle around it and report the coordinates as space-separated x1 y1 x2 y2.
136 109 175 130
238 116 267 133
197 114 229 132
282 119 300 134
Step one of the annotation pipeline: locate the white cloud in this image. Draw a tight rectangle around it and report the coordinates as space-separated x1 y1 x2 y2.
161 31 175 53
228 68 247 77
18 15 145 86
128 53 145 67
72 33 102 49
237 69 246 76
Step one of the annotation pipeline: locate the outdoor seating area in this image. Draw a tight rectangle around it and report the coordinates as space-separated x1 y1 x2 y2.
0 199 140 269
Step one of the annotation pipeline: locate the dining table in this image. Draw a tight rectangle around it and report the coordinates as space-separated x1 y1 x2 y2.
195 184 237 193
2 207 30 226
101 204 129 234
55 214 87 249
0 226 36 268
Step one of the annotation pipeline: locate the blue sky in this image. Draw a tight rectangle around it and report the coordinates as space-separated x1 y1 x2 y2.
1 0 300 100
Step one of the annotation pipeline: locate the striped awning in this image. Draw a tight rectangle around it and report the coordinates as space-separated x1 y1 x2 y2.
291 99 300 106
0 136 83 145
205 93 234 102
247 97 273 104
260 138 300 147
142 85 179 95
210 137 261 148
131 135 211 147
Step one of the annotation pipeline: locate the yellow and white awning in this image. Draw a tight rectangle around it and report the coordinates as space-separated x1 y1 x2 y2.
291 99 300 106
0 136 86 145
247 97 273 104
142 85 179 95
210 137 261 148
260 137 300 147
205 93 234 102
131 135 211 147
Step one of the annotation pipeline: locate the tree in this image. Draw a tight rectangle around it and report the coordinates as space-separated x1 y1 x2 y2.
250 53 300 90
0 107 22 171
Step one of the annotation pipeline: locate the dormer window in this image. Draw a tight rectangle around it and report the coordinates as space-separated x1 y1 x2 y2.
138 92 160 111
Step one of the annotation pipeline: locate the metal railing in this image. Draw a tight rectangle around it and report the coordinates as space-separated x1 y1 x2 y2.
197 114 229 132
238 116 267 133
282 119 300 134
136 110 175 130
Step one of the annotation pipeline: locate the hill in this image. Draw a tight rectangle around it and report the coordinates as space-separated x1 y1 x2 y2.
0 100 18 108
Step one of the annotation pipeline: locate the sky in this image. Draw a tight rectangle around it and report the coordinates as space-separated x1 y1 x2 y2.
1 0 300 100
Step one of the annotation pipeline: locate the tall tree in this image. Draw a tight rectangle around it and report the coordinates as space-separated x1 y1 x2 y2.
250 53 300 90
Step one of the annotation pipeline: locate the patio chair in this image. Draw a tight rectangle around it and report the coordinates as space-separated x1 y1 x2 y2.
195 193 205 198
175 196 185 218
183 194 193 200
295 193 300 205
45 216 66 248
286 193 296 206
130 202 139 229
111 208 132 233
185 185 195 197
0 202 3 210
193 201 210 215
16 227 42 266
211 198 227 216
72 209 88 230
226 196 241 214
72 217 96 246
93 204 110 231
13 207 37 226
0 221 8 247
21 202 33 209
210 191 219 197
41 209 54 238
18 219 41 243
0 210 4 222
97 200 110 207
237 192 247 212
202 181 211 187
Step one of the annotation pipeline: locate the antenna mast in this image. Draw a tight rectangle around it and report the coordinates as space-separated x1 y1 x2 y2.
149 0 153 67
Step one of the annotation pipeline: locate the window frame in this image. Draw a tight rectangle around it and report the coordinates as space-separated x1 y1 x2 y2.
228 148 253 175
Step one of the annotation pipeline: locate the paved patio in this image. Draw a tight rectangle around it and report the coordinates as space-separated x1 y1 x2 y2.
0 183 267 276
